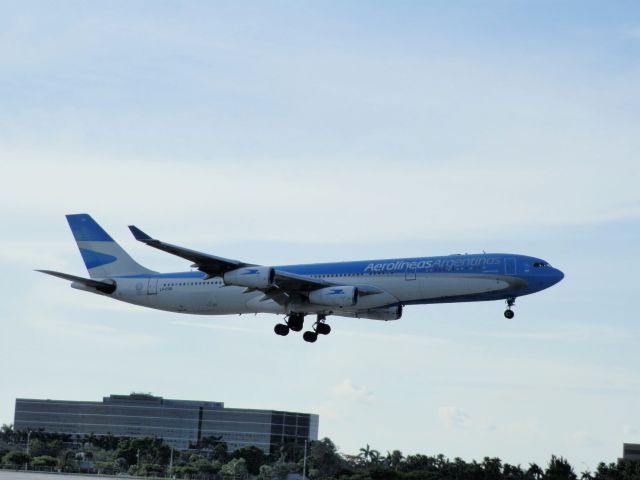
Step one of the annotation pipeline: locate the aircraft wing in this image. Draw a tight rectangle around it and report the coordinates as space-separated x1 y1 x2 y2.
128 225 253 277
272 270 383 294
128 225 386 300
273 270 330 292
261 271 384 304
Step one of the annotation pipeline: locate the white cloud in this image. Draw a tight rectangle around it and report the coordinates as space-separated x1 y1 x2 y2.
438 406 471 429
331 379 374 404
2 154 638 247
313 379 374 421
569 430 602 448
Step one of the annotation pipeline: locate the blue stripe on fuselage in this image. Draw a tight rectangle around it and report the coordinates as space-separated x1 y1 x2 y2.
116 254 524 279
275 254 508 276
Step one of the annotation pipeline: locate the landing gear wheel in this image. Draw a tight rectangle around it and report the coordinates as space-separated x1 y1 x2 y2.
316 323 331 335
303 331 318 343
274 323 290 336
503 297 516 319
287 313 304 332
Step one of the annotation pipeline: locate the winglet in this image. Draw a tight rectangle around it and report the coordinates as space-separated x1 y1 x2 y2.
128 225 152 242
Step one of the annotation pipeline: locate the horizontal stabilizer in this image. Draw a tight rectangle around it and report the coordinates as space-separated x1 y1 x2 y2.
37 270 116 294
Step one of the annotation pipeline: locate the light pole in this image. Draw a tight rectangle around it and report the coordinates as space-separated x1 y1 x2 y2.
302 440 308 480
168 447 174 479
25 430 32 471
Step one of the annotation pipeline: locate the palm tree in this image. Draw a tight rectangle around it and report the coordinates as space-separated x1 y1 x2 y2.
358 444 380 465
527 463 544 480
385 450 404 470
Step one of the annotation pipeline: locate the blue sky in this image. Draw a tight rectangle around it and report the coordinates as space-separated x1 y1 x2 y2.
1 0 639 472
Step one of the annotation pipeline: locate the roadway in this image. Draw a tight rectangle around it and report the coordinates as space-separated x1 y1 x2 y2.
0 472 135 479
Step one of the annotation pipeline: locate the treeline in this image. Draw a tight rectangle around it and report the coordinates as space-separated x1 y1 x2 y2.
1 424 638 479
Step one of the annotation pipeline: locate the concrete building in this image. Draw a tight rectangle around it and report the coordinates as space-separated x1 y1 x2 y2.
14 393 318 453
622 443 640 461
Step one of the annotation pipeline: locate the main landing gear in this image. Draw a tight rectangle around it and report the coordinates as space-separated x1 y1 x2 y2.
303 314 331 343
275 313 332 342
504 297 516 319
274 312 305 336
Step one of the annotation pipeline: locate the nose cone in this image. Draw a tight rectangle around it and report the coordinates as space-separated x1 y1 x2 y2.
551 268 564 286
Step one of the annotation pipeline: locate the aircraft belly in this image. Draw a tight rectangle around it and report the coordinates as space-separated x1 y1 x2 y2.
149 287 226 314
419 275 509 299
246 296 286 314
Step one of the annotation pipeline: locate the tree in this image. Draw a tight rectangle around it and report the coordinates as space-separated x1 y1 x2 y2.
57 450 76 471
95 460 116 475
190 456 219 476
504 463 527 480
358 444 381 465
482 456 504 480
385 450 404 470
113 457 128 473
32 455 58 468
308 438 344 479
0 425 15 443
195 436 230 462
272 461 299 480
28 438 64 458
233 445 266 475
545 455 577 480
2 450 31 466
258 464 275 480
221 457 249 480
528 463 545 480
137 463 165 476
401 453 438 473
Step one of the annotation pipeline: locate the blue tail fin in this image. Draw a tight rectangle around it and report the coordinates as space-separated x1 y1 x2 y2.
66 214 156 279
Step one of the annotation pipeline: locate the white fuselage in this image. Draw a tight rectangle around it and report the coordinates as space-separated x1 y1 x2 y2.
84 263 522 319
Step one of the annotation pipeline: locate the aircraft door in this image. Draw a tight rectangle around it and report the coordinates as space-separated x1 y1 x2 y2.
405 264 417 281
147 278 158 295
504 258 516 276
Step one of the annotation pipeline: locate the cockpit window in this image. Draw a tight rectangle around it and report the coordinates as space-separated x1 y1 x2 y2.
533 262 550 268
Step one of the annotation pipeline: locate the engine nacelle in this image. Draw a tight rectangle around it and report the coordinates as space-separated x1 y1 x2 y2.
309 286 358 307
223 266 275 289
353 304 402 321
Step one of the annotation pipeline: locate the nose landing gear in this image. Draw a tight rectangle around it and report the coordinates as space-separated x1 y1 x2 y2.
504 297 516 319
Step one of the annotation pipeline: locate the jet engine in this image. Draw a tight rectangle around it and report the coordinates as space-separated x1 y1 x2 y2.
309 286 358 307
223 266 275 289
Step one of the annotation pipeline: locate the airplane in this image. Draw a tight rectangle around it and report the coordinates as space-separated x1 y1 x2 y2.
38 214 564 343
